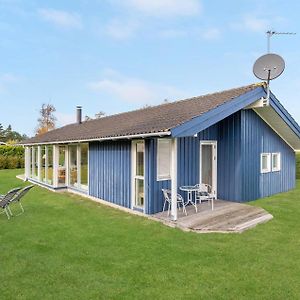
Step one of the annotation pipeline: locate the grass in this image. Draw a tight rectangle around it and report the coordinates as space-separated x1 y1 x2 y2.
1 169 300 299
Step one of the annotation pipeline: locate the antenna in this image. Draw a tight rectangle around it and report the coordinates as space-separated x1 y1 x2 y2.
266 30 296 53
253 53 285 106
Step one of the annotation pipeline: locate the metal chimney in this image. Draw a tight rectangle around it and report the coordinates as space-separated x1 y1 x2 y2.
76 106 82 124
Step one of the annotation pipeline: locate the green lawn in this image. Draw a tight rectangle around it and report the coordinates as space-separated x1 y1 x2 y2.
1 169 300 300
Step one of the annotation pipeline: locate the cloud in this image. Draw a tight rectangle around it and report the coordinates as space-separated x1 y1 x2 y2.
38 8 82 29
105 19 139 40
87 70 186 104
243 15 269 32
231 14 269 33
115 0 202 17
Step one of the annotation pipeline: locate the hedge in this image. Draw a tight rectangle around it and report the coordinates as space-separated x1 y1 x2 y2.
0 145 24 157
0 145 25 169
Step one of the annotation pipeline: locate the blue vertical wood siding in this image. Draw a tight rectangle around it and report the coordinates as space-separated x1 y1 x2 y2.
241 109 295 200
88 109 296 215
147 109 295 214
147 113 243 214
145 139 171 214
89 140 131 208
217 112 244 201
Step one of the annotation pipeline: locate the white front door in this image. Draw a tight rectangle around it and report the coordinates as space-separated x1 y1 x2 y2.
132 140 145 210
200 141 217 197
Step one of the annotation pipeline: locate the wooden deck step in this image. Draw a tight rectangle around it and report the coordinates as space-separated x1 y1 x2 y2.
153 200 273 233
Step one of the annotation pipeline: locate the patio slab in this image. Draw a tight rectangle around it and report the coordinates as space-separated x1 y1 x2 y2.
153 200 273 233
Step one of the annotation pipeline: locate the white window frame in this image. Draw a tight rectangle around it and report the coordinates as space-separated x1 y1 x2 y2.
200 141 218 197
261 153 271 173
131 140 145 211
272 152 281 172
157 138 172 181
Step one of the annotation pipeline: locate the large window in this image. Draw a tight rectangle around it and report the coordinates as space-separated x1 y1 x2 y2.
27 144 88 190
157 139 171 181
261 153 271 173
41 146 46 183
68 143 88 190
272 153 281 172
69 145 78 188
80 144 88 190
32 147 38 179
47 146 53 185
58 146 66 186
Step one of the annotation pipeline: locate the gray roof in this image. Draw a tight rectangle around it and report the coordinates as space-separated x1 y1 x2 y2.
23 83 261 145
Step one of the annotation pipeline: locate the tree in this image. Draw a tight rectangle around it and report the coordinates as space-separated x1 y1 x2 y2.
94 111 106 119
0 123 5 142
85 115 92 122
84 111 106 121
36 104 56 135
0 123 27 143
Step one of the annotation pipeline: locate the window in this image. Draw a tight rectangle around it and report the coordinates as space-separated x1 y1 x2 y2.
32 147 38 179
132 141 145 208
261 153 271 173
47 146 53 185
136 142 144 177
41 146 46 183
58 146 66 186
69 145 78 188
157 139 171 180
68 143 88 191
80 144 88 190
272 153 281 172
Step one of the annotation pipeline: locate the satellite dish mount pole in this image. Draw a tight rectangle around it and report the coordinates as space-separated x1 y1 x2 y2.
267 30 274 53
263 70 271 106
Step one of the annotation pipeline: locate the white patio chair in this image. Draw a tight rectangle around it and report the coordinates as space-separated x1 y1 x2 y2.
162 189 187 216
194 183 215 210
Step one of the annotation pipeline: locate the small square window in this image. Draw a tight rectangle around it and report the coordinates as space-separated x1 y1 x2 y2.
261 153 271 173
272 153 281 172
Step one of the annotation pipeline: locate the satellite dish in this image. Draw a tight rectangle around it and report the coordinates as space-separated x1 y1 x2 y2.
253 53 285 81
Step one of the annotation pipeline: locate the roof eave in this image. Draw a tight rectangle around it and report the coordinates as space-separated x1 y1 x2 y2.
171 86 266 137
21 130 172 146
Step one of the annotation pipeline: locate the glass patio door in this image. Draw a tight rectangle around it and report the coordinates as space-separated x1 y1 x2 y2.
200 141 217 196
132 141 145 210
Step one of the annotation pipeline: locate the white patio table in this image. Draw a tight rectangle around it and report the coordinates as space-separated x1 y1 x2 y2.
179 185 198 213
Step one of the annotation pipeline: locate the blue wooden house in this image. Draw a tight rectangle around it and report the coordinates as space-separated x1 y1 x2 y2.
22 83 300 220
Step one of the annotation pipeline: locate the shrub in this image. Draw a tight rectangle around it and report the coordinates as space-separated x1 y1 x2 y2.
0 156 24 169
0 145 24 169
6 156 19 169
0 156 7 169
0 145 24 157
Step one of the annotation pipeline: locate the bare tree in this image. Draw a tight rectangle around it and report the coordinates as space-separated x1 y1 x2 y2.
85 115 92 121
36 104 56 135
84 111 106 121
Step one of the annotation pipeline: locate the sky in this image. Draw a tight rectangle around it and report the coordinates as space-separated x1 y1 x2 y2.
0 0 300 137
